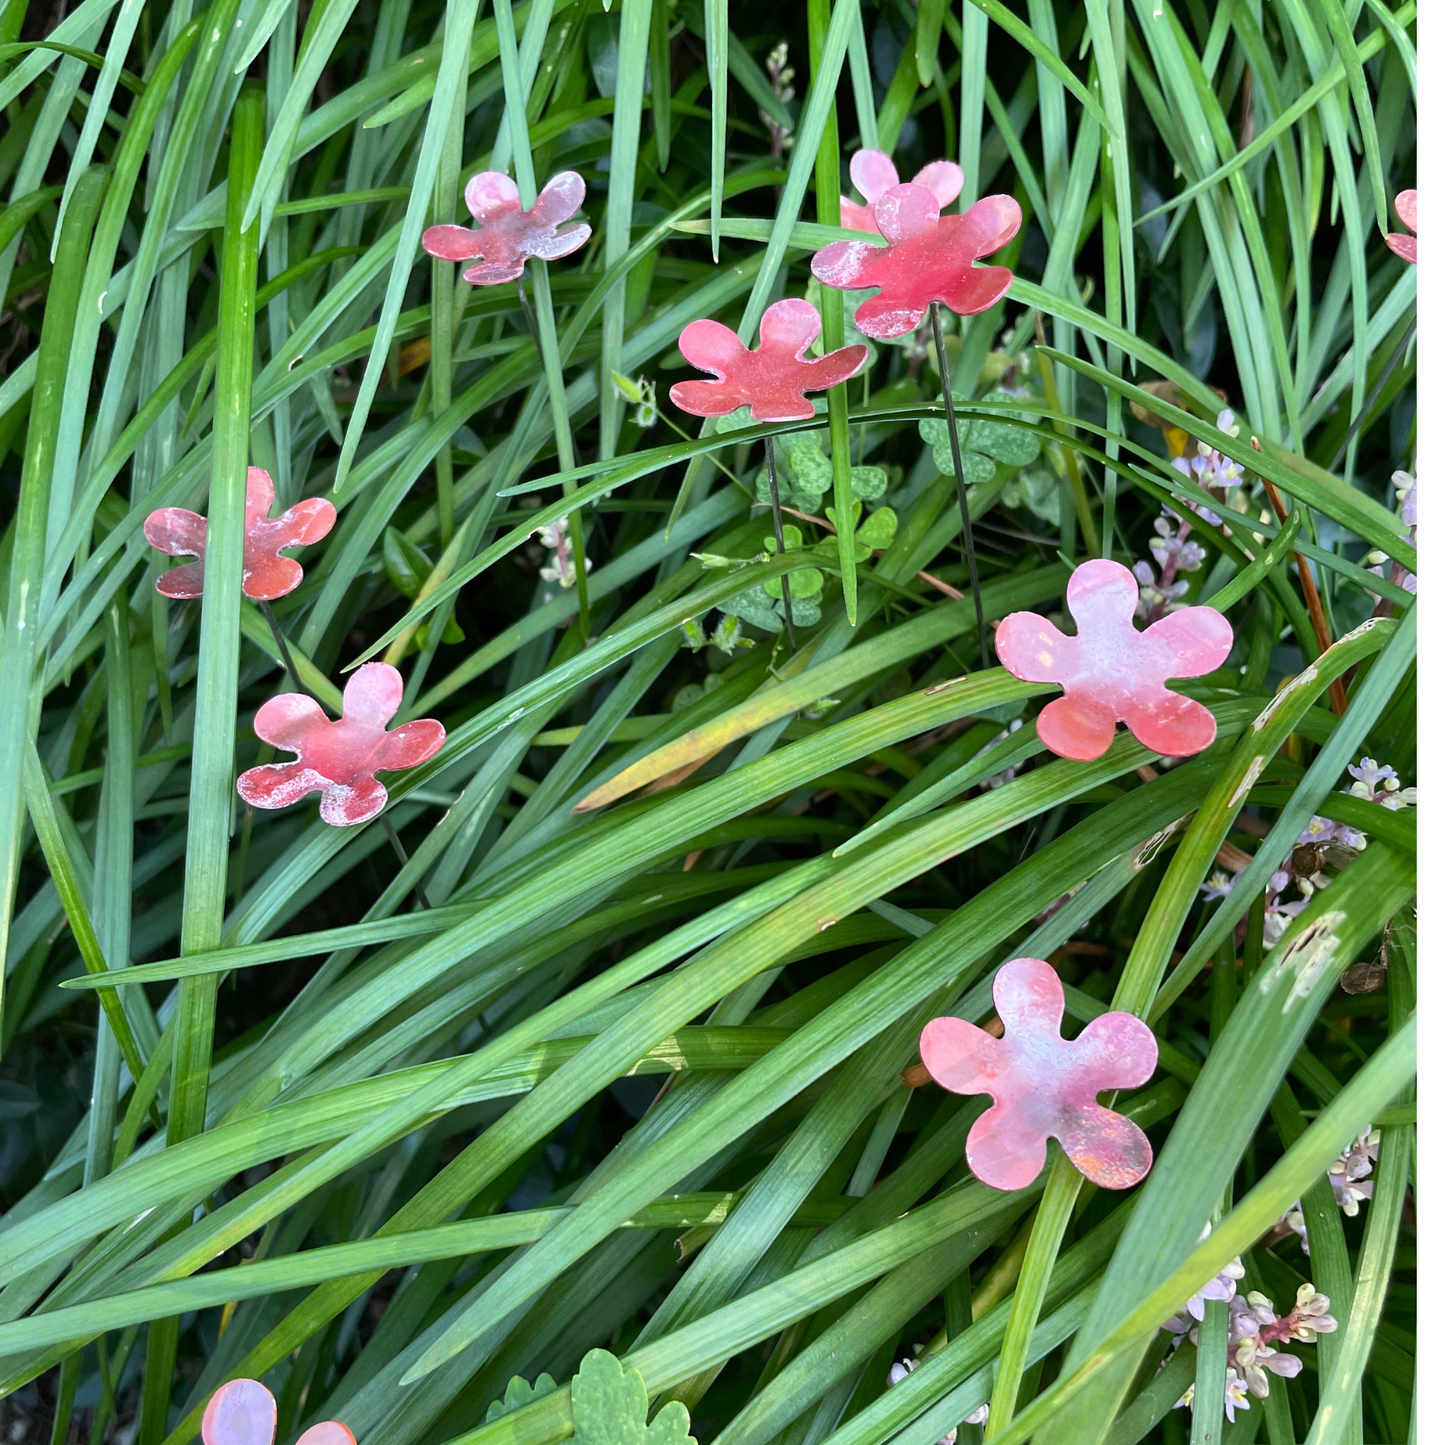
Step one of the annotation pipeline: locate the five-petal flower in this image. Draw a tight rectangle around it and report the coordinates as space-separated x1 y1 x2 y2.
811 183 1021 339
144 467 335 602
840 148 963 233
203 1378 354 1445
236 662 445 826
1385 188 1416 265
995 558 1233 762
919 957 1158 1191
668 298 868 422
422 171 591 285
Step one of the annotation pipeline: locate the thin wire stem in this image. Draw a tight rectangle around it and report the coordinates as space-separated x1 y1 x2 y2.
380 813 432 910
764 436 797 651
259 599 307 696
930 303 989 667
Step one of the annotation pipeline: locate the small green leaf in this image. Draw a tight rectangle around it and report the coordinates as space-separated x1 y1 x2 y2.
969 420 1041 467
787 438 834 498
850 464 889 501
763 525 804 554
718 586 784 632
572 1349 696 1445
763 567 823 600
856 507 898 551
485 1373 558 1424
383 526 433 600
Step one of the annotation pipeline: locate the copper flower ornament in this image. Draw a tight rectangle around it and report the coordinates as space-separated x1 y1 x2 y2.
668 298 868 422
840 148 964 233
919 957 1158 1191
236 662 445 826
1386 189 1417 265
422 170 591 285
811 183 1021 339
203 1379 354 1445
144 467 335 601
995 558 1233 762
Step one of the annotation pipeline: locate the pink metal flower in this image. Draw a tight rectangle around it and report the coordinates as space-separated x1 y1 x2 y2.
203 1379 354 1445
421 171 591 285
1386 189 1416 265
144 467 336 602
840 149 964 233
811 184 1021 339
236 662 445 826
995 558 1233 763
919 957 1158 1191
668 298 868 422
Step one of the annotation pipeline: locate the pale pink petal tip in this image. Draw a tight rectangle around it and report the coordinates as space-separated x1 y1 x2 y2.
1386 189 1416 264
237 661 445 828
426 168 589 284
995 558 1232 762
668 298 866 423
919 957 1158 1191
296 1425 357 1445
202 1380 276 1445
811 182 1020 340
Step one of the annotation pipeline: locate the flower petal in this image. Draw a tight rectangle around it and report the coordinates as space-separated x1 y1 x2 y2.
839 196 878 233
524 222 592 262
801 343 870 391
668 379 749 417
1394 188 1416 234
1037 694 1119 762
376 718 446 771
342 661 404 729
465 170 521 223
939 261 1015 318
1070 1011 1159 1091
757 297 824 358
852 292 928 340
677 318 747 376
296 1426 356 1445
156 559 207 599
1386 232 1417 265
271 496 338 548
956 193 1023 258
873 182 940 243
1056 1100 1154 1188
919 1014 1000 1095
144 506 207 559
237 760 330 811
810 237 883 289
422 223 489 261
1118 688 1218 759
252 693 329 752
850 148 900 203
242 554 303 601
992 957 1065 1037
913 159 964 209
967 1100 1050 1191
321 774 388 826
532 170 587 227
462 257 526 285
245 467 276 527
202 1380 276 1445
1142 605 1233 676
1067 557 1140 630
994 611 1075 683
